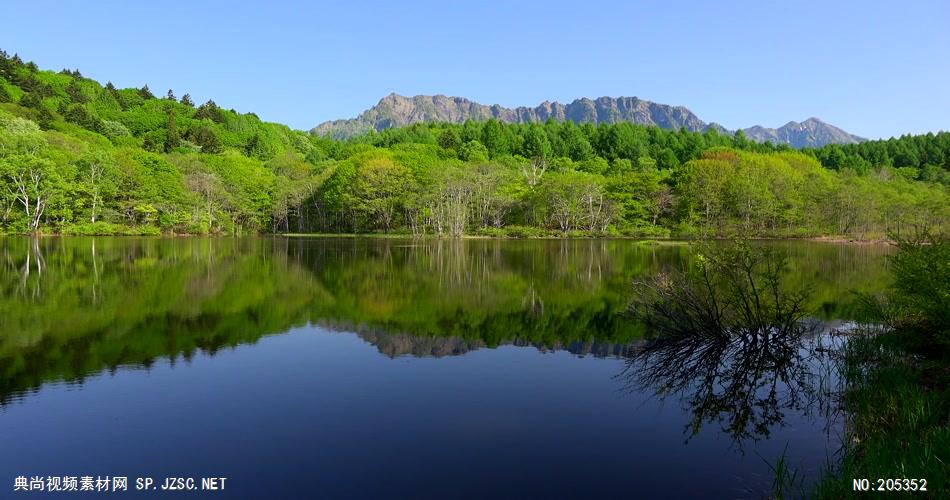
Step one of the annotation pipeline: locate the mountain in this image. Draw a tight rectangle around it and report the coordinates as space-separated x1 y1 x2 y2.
312 93 864 147
313 93 709 138
741 118 864 148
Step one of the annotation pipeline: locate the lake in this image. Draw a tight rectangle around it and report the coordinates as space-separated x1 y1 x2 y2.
0 237 891 498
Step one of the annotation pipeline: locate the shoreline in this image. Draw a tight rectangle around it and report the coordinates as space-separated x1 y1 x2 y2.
3 232 895 245
279 233 895 245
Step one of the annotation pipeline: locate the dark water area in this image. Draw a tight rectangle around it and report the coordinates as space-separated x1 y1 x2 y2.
0 237 891 498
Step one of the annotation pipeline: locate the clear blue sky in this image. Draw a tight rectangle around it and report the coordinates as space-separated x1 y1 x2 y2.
3 0 948 139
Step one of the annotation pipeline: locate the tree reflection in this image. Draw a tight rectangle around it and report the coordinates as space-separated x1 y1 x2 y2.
619 323 836 443
622 242 837 444
0 237 881 408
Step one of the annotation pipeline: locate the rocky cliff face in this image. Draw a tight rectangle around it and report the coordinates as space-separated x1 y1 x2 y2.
312 93 863 148
313 94 709 138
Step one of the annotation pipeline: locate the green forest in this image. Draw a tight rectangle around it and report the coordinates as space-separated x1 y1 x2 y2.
1 50 948 238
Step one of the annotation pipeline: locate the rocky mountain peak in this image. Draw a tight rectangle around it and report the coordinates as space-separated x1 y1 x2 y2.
312 94 864 147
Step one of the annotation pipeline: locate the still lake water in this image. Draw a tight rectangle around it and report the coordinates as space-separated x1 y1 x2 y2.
0 237 891 498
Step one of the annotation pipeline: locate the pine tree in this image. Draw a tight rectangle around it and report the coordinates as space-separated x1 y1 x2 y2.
66 80 88 103
165 109 180 152
19 92 43 109
195 100 223 123
245 133 261 157
181 93 194 107
194 126 222 153
438 128 462 151
166 89 176 101
481 119 509 158
138 85 154 99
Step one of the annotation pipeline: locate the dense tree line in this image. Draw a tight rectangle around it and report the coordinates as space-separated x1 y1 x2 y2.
807 132 950 184
1 50 947 238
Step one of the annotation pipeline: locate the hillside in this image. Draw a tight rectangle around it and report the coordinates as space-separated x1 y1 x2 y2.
312 93 865 147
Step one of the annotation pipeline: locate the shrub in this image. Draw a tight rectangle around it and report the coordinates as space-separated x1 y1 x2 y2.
100 119 131 139
504 225 547 238
889 231 950 347
62 222 123 235
629 240 811 339
473 227 507 238
121 225 162 236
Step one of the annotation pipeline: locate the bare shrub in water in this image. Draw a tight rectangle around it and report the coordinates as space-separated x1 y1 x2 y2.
624 240 827 443
629 240 811 340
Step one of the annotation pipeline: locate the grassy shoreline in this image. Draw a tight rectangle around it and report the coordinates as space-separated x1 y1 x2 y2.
813 234 949 498
814 330 950 497
3 231 897 246
279 232 894 244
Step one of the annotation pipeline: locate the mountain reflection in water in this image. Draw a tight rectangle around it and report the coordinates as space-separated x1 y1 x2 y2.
1 236 884 406
0 236 893 498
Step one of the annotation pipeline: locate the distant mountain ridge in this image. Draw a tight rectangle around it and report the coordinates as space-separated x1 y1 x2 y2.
312 93 864 147
742 118 862 148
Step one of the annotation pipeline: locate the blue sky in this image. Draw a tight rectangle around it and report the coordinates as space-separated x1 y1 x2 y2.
3 0 948 138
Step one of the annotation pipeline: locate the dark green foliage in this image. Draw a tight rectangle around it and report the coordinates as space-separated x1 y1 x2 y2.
181 93 194 107
65 79 88 103
245 132 277 160
192 125 222 153
809 132 950 183
141 130 164 152
437 127 461 151
63 104 102 131
18 91 43 109
165 109 179 152
195 99 224 123
481 119 509 158
889 232 950 346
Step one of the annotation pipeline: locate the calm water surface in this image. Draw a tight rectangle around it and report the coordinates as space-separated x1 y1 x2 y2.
0 237 891 498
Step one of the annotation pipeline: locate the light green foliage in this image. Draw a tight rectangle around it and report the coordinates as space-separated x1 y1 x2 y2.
458 140 488 162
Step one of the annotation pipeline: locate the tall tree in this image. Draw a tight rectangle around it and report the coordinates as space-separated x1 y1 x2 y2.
481 119 509 158
193 126 221 153
77 151 117 223
165 109 180 153
522 124 552 187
